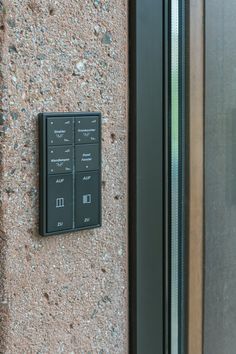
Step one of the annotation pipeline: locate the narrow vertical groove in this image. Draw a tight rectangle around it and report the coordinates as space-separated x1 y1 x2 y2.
128 0 137 351
164 0 170 352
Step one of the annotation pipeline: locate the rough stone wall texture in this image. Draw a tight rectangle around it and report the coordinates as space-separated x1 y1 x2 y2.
0 0 128 353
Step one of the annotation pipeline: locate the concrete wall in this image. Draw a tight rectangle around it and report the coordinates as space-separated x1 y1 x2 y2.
205 0 236 353
0 0 128 352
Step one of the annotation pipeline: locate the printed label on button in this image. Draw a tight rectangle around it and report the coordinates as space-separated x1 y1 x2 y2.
47 117 73 146
75 116 99 144
84 217 91 223
48 146 73 174
75 144 99 172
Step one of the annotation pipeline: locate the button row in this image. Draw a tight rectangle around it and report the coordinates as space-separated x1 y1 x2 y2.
47 116 99 146
47 172 100 233
48 144 99 174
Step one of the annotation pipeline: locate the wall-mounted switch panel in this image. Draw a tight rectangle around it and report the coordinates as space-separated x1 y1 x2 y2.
39 112 101 236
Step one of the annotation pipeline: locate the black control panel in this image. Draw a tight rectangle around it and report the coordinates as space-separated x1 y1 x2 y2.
39 112 101 236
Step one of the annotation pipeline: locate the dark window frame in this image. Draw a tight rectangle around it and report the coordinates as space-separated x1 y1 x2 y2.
128 0 187 352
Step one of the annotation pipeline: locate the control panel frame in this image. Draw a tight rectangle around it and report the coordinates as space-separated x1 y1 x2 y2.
39 112 102 236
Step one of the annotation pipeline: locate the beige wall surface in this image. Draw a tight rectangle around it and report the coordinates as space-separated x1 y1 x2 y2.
0 0 128 353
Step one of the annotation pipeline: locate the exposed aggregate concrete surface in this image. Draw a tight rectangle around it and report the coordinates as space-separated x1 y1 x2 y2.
0 0 128 352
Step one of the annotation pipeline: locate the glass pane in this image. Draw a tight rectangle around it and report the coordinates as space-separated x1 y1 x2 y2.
170 0 185 353
170 0 180 352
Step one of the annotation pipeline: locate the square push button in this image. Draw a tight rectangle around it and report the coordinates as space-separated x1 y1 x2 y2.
47 174 73 233
75 144 99 172
75 116 99 144
47 117 73 146
48 146 73 174
75 171 100 228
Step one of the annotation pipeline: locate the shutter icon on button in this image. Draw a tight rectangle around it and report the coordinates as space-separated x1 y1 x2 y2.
56 197 65 208
83 194 92 204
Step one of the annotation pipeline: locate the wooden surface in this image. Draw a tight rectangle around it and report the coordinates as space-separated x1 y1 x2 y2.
187 0 204 353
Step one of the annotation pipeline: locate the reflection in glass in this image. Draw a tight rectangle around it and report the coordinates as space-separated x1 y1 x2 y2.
170 0 185 353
